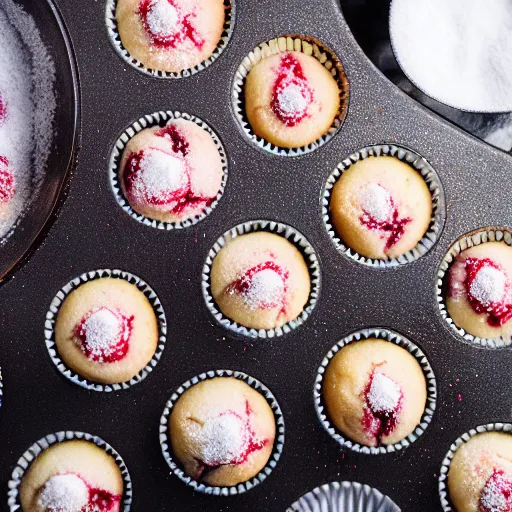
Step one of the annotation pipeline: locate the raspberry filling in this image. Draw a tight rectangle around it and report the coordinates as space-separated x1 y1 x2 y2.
464 258 512 327
227 261 289 312
74 307 133 363
0 94 6 122
358 183 411 251
362 369 403 443
270 53 314 127
191 399 269 478
138 0 204 49
38 473 121 512
0 156 15 203
480 469 512 512
123 125 215 215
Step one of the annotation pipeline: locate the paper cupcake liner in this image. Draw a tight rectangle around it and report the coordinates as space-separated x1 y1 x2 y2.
159 369 285 496
7 430 133 511
105 0 235 78
109 110 228 230
436 226 512 348
438 422 512 511
202 219 321 339
287 481 401 512
322 144 446 268
232 35 350 157
44 268 167 392
0 368 3 409
314 327 437 455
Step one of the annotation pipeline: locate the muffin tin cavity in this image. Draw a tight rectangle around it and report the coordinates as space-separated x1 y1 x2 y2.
436 226 512 348
159 369 285 496
109 110 228 230
322 144 445 269
105 0 236 78
314 327 437 455
202 219 321 339
232 35 349 157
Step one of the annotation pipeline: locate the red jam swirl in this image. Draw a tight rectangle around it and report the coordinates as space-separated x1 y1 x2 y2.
464 257 512 327
0 94 6 122
0 156 15 203
74 307 133 363
270 53 314 127
480 469 512 512
138 0 204 49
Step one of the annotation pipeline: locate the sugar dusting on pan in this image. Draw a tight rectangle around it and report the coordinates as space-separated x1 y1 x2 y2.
0 0 56 242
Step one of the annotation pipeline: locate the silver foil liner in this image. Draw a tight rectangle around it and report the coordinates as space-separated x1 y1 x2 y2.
105 0 236 78
438 422 512 511
159 369 285 496
109 110 228 230
287 481 401 512
232 35 350 157
44 268 167 392
322 144 445 268
7 430 133 511
202 219 321 339
436 226 512 348
314 327 437 455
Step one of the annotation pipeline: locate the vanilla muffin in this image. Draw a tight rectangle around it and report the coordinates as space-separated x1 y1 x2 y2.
20 440 123 512
448 432 512 512
210 231 311 330
116 0 225 73
54 277 159 384
119 119 223 223
169 377 276 487
323 339 427 447
244 51 340 148
447 242 512 340
329 155 433 260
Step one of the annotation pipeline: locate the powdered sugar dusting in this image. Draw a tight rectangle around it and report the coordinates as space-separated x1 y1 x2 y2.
38 474 89 512
367 372 401 412
277 83 309 116
470 266 506 306
146 0 179 36
480 470 512 512
359 183 393 223
243 268 285 310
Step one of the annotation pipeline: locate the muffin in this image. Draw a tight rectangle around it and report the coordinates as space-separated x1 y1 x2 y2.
210 231 311 330
54 277 159 384
0 155 15 219
119 119 223 223
323 339 427 447
169 376 276 487
329 155 433 260
20 440 123 512
115 0 225 73
447 242 512 340
244 51 340 148
448 431 512 512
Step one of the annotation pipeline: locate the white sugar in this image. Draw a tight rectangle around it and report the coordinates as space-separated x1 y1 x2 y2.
243 268 285 309
39 474 89 512
146 0 179 36
470 266 506 306
390 0 512 112
197 414 245 465
367 372 401 413
359 183 393 222
481 475 508 512
277 84 308 115
81 309 122 358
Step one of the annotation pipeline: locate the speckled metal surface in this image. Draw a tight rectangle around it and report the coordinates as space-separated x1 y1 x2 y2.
1 0 511 510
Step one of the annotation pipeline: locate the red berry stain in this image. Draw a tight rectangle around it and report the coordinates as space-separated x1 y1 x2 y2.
464 257 512 327
156 124 190 155
138 0 204 49
361 367 403 443
0 156 15 203
359 195 411 250
270 53 314 127
74 307 133 363
480 469 512 512
0 94 6 122
226 260 289 312
194 399 269 478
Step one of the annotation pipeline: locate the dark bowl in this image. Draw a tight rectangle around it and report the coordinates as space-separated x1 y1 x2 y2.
0 0 80 284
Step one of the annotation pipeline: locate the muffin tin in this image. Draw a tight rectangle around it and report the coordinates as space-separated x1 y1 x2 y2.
1 0 512 510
